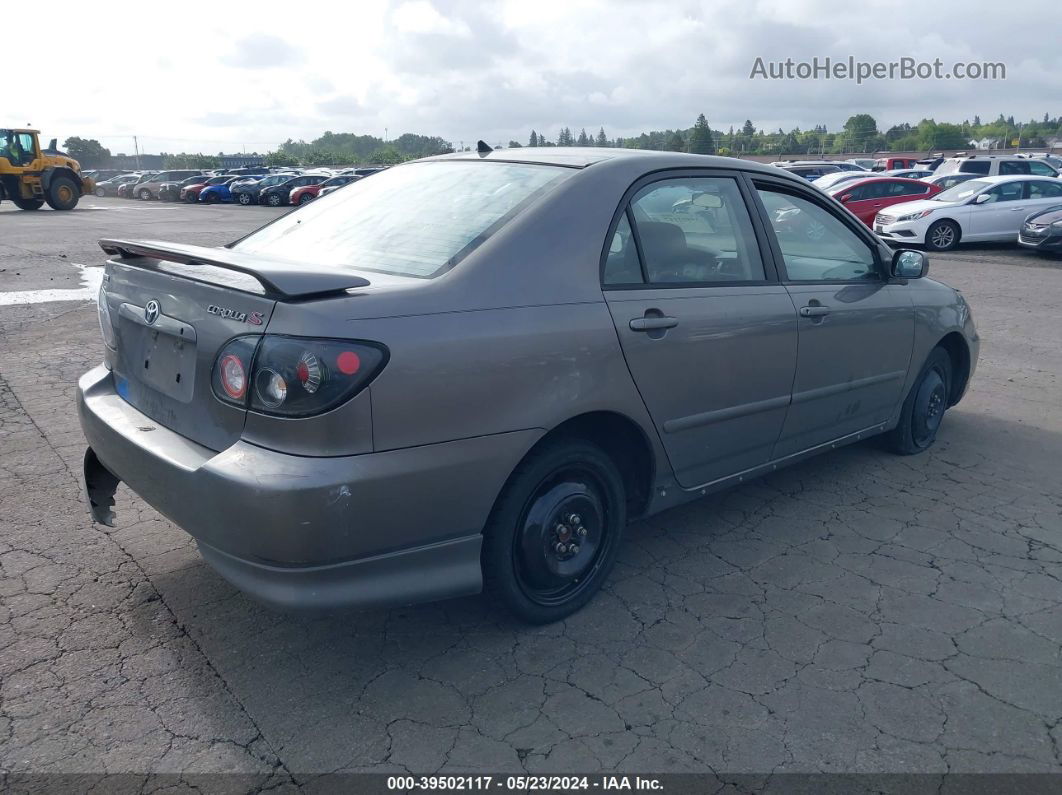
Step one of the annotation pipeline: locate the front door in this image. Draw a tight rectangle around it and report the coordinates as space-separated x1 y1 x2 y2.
752 182 914 458
970 179 1029 239
602 174 798 488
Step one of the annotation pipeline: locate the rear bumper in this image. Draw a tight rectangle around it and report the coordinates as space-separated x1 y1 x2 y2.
77 364 540 610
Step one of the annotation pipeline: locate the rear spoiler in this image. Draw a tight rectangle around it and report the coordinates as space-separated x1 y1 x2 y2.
99 239 370 299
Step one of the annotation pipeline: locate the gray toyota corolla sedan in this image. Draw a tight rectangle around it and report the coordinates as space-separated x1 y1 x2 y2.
78 148 979 623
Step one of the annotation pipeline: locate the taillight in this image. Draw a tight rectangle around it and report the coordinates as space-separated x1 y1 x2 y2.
211 335 387 417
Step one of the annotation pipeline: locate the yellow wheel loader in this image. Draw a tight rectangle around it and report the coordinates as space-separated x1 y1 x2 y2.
0 128 94 211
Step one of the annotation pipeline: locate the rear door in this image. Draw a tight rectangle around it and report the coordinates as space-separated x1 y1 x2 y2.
602 172 798 488
750 177 914 457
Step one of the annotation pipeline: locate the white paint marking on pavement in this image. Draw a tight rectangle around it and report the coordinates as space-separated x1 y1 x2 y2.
0 264 103 306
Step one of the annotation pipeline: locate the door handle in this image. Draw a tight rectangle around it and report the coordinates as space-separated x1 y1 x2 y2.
1010 207 1027 212
799 305 831 318
629 316 678 331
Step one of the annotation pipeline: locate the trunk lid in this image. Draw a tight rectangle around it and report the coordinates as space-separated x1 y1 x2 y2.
99 239 374 451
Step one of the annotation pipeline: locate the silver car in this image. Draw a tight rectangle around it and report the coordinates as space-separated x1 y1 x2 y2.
78 149 979 623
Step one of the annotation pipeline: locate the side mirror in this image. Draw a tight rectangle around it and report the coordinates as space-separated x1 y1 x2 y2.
840 193 853 203
892 249 929 279
973 193 991 204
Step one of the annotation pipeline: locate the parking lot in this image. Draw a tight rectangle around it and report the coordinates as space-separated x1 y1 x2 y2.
1 197 1061 780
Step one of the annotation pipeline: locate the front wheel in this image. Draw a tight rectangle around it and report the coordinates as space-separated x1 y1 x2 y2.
886 347 953 455
95 187 106 198
297 193 314 205
925 220 960 252
237 192 252 205
265 194 283 207
13 197 44 210
184 192 198 204
45 176 79 210
138 188 152 201
482 438 626 624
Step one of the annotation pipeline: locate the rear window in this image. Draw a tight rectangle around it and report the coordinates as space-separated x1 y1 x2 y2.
235 161 573 278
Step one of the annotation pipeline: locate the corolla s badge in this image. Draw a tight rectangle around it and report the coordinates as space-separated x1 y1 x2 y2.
144 300 161 325
206 304 264 325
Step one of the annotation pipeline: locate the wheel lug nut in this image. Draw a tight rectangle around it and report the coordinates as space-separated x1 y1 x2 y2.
577 526 587 537
570 544 580 555
569 513 582 527
555 542 567 554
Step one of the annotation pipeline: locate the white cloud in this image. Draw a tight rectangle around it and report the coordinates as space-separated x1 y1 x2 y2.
7 0 1058 155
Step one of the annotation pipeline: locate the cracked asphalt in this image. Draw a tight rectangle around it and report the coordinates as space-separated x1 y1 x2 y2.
1 198 1061 781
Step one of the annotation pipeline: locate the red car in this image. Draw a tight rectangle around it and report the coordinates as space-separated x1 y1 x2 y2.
873 157 919 171
289 174 361 205
830 177 942 228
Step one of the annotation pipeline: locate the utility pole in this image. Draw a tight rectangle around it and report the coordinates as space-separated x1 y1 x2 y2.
133 135 141 169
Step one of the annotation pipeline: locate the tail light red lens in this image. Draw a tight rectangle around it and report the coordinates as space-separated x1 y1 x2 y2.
211 335 387 417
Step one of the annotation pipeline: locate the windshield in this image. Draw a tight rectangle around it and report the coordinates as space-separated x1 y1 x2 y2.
234 161 573 278
933 180 990 202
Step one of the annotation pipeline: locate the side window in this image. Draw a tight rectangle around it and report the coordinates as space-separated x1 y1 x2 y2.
961 161 991 175
17 133 36 164
1000 161 1029 175
756 187 878 282
627 177 766 284
1027 180 1062 199
885 180 925 197
983 182 1024 203
844 183 875 201
603 212 642 285
1028 161 1059 177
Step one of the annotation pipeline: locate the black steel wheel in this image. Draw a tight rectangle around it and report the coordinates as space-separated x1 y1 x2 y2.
886 347 953 455
482 438 625 623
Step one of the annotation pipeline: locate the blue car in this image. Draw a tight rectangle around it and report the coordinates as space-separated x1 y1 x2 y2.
197 176 249 204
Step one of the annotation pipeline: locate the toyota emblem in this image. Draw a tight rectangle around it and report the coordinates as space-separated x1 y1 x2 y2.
144 300 161 325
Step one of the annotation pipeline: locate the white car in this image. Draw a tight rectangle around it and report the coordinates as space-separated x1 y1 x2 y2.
811 171 878 191
875 175 1062 251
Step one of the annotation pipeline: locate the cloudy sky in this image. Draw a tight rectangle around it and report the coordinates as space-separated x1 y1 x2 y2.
9 0 1058 155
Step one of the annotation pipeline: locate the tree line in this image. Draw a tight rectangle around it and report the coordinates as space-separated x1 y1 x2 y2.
59 111 1062 169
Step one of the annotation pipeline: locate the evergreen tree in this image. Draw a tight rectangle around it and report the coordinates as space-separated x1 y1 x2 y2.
689 114 715 154
742 119 755 137
666 131 686 152
595 127 608 147
576 128 590 146
529 130 538 147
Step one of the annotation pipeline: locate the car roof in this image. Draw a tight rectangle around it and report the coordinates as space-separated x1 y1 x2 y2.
424 146 796 178
971 174 1057 184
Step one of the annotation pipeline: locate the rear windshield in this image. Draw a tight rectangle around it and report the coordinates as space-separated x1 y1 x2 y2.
234 161 573 278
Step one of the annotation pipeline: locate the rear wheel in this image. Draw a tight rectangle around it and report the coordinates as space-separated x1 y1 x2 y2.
482 438 626 624
886 347 953 455
237 192 252 205
184 192 198 204
265 193 283 207
926 220 960 252
13 197 44 210
297 192 314 205
45 176 79 210
94 187 106 197
138 188 152 200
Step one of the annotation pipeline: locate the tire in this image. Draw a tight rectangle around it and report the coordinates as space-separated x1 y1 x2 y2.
95 187 106 198
138 188 152 201
265 193 283 207
44 176 79 210
297 192 314 205
886 347 953 455
237 192 252 205
481 438 626 624
925 220 960 252
201 192 218 204
13 197 44 211
184 192 198 204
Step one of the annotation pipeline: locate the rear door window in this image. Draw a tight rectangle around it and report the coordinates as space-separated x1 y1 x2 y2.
621 177 766 284
959 160 991 175
1000 161 1030 175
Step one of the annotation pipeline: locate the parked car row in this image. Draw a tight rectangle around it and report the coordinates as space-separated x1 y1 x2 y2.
784 153 1062 254
91 166 384 206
